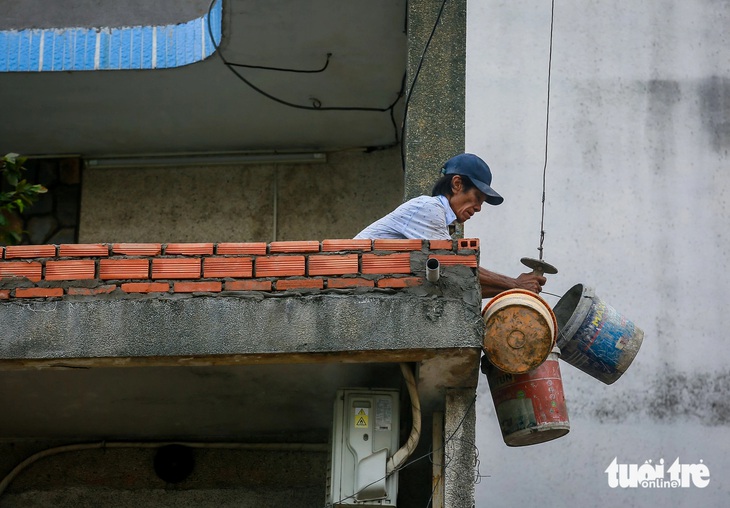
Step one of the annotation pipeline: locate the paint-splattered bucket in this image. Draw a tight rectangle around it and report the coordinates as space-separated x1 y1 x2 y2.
482 347 570 447
553 284 644 385
482 289 557 374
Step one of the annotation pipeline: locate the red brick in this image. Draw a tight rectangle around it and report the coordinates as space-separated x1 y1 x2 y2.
269 241 320 253
377 277 423 288
165 243 214 255
428 254 478 268
429 240 454 251
151 258 201 279
112 243 162 256
99 259 150 280
276 278 324 290
0 261 42 282
204 257 253 278
59 244 109 257
45 260 96 280
361 253 411 274
0 289 9 299
0 247 3 258
67 285 117 296
458 238 480 251
327 277 375 289
121 282 170 293
217 242 267 255
322 239 372 252
308 254 358 276
255 255 305 277
15 287 64 298
373 239 423 251
4 245 56 259
173 281 222 293
225 280 272 291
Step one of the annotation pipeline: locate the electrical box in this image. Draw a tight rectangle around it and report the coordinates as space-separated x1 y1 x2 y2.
326 389 400 507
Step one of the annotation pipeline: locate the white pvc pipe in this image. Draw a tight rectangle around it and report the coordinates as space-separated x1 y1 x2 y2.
426 258 440 283
386 362 422 474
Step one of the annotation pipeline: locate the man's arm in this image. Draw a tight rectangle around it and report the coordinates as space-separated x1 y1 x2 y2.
478 266 546 298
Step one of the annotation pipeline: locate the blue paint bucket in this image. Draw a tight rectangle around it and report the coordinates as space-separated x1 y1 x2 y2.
553 284 644 385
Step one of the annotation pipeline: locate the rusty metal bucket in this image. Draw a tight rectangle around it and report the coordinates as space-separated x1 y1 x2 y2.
482 347 570 447
482 289 557 374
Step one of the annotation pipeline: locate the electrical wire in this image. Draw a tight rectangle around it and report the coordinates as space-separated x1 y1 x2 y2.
537 0 556 261
227 52 332 73
399 0 450 171
205 0 405 148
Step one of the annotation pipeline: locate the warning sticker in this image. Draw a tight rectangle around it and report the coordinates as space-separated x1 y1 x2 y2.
354 408 369 428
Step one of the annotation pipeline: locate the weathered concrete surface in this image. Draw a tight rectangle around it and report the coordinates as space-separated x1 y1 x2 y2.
79 148 403 243
0 443 327 508
0 292 482 361
467 1 730 507
443 389 476 508
404 0 466 199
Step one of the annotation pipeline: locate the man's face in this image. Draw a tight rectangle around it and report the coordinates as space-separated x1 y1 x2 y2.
449 183 487 223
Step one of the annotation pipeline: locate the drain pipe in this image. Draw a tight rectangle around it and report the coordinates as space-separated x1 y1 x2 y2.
425 258 440 283
386 362 421 474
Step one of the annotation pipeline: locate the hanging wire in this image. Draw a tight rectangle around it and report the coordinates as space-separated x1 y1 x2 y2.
538 0 556 261
399 0 451 171
205 0 405 147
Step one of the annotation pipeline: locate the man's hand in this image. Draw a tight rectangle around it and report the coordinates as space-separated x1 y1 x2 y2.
478 267 547 298
514 272 547 294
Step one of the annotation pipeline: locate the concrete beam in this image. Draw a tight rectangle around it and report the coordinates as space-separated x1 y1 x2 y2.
0 293 483 363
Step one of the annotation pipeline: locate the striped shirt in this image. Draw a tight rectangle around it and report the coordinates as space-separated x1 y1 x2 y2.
354 195 457 240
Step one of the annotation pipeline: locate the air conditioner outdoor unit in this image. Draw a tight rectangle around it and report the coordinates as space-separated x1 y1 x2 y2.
326 388 400 507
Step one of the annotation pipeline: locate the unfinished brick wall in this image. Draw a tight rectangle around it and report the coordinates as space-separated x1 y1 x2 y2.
0 239 480 301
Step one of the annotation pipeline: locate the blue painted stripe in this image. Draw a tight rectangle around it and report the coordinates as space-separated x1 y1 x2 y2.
0 0 222 72
61 30 74 71
28 30 41 71
0 32 7 72
41 32 54 71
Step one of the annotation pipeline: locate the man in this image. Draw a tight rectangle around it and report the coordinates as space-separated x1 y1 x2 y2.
354 153 546 298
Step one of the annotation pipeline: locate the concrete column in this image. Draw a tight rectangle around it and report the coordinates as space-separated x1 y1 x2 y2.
443 388 476 508
432 411 445 508
404 0 467 200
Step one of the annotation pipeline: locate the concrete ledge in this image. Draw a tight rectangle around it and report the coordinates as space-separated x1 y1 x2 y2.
0 293 483 362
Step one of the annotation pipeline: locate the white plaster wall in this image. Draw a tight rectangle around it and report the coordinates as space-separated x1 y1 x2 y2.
466 1 730 506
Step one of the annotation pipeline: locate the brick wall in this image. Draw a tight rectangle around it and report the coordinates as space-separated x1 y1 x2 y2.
0 239 480 301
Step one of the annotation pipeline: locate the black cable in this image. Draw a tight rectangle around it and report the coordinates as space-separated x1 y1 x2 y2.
399 0 450 171
205 0 405 146
538 0 556 261
227 52 332 73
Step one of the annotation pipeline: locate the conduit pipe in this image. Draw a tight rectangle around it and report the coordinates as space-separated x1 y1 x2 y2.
425 258 440 283
0 441 328 499
386 362 422 474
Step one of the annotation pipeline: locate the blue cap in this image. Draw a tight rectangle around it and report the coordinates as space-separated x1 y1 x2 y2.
442 153 503 205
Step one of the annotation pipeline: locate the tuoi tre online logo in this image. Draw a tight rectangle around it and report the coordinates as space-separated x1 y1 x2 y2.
605 458 710 489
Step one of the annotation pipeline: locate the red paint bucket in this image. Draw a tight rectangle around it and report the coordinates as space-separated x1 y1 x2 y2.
482 347 570 447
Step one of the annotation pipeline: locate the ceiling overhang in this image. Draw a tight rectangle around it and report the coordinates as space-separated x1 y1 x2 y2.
0 0 407 157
